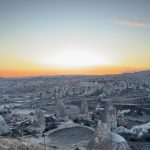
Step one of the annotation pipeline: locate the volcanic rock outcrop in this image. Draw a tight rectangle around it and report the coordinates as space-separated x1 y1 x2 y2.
87 122 130 150
0 115 10 135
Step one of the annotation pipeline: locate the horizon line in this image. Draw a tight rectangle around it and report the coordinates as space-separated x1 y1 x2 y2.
1 69 149 79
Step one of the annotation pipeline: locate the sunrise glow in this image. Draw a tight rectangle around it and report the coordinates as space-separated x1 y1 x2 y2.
0 1 150 77
39 50 113 68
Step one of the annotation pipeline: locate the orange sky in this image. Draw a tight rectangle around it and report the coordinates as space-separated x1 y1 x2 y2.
0 66 146 78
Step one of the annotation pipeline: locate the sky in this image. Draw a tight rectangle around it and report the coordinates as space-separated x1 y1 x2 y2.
0 0 150 77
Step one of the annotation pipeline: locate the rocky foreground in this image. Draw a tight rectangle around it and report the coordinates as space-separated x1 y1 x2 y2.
0 71 150 150
0 138 58 150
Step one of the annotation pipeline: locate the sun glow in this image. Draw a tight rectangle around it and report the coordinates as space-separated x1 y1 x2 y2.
40 50 112 68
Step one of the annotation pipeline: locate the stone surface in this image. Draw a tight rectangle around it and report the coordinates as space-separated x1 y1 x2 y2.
87 122 130 150
114 126 130 134
30 110 45 133
0 115 10 135
81 99 89 115
55 99 68 119
114 122 150 141
0 137 58 150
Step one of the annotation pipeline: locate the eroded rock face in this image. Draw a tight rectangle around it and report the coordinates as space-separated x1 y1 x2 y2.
30 110 45 133
87 123 130 150
114 122 150 141
0 115 10 135
55 99 68 119
130 122 150 138
80 99 89 115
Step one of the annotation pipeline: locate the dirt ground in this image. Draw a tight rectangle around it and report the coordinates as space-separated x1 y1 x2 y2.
128 141 150 150
48 126 94 150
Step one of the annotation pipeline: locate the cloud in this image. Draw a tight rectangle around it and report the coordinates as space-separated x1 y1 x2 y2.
111 19 150 29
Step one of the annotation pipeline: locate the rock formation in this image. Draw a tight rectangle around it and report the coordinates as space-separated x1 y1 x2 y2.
55 99 68 119
87 122 130 150
0 115 10 135
104 101 117 130
114 122 150 141
31 109 45 133
80 99 89 115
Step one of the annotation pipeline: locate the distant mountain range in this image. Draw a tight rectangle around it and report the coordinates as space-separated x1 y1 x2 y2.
121 70 150 77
